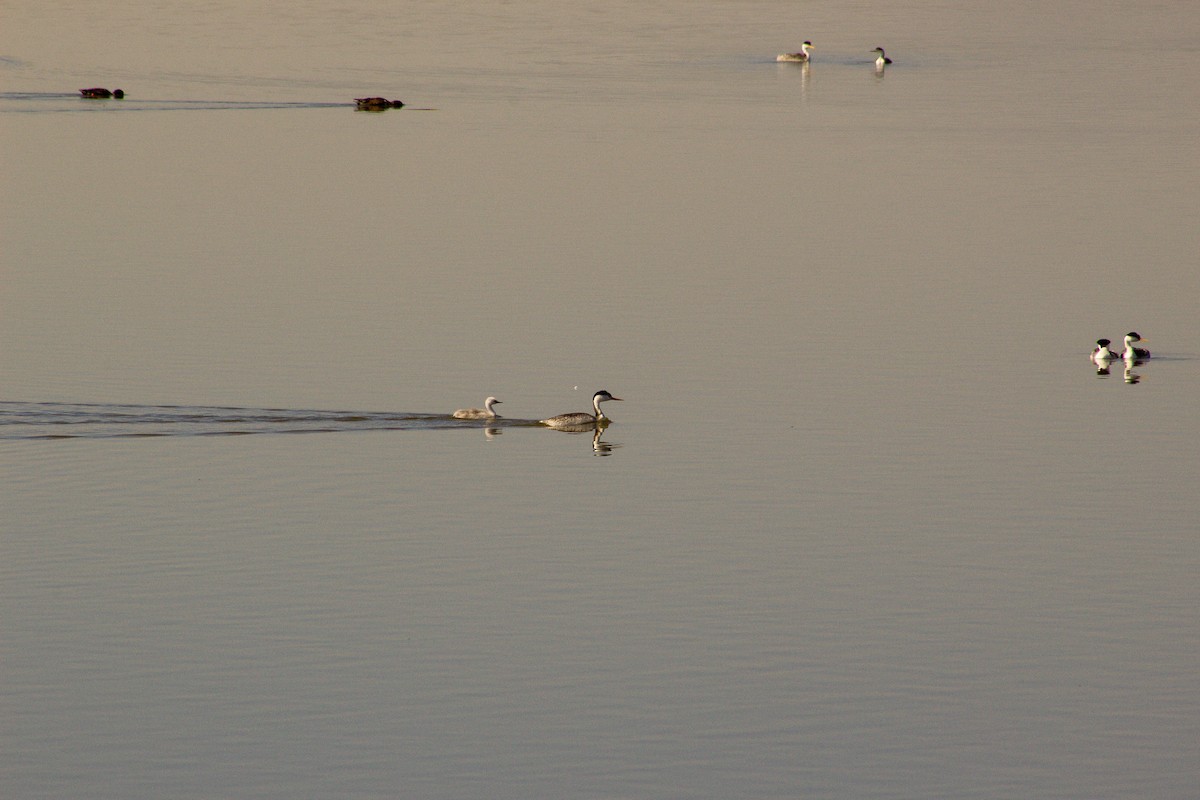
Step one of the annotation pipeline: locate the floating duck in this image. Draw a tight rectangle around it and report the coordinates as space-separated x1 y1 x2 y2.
871 47 893 67
355 97 404 110
81 88 125 99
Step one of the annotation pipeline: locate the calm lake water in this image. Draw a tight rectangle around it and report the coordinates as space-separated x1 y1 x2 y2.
3 2 1199 798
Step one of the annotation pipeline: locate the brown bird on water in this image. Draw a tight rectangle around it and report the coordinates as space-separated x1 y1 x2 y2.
355 97 404 110
81 88 125 99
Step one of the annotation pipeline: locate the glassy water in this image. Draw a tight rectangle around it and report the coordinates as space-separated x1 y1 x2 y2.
3 2 1198 798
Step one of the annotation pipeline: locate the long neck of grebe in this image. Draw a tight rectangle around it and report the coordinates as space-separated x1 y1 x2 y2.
593 395 605 419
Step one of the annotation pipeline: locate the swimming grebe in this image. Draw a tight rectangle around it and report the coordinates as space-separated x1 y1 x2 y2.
540 390 622 428
453 396 502 419
81 88 124 99
871 47 893 67
1091 338 1119 362
1122 332 1150 360
355 97 404 110
777 41 814 62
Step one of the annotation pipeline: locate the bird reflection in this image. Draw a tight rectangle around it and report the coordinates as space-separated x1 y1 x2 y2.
484 426 502 440
543 420 620 456
1091 342 1115 377
797 62 811 93
1123 363 1141 384
591 425 618 456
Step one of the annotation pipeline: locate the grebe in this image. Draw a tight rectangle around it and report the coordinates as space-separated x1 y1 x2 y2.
1091 338 1118 362
871 47 893 67
1122 332 1150 360
453 396 502 419
540 390 622 428
777 41 814 62
81 88 124 99
355 97 404 110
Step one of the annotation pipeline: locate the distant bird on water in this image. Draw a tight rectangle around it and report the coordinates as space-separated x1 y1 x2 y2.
1091 338 1119 362
540 390 622 428
453 396 502 419
1122 332 1151 360
777 41 814 62
871 47 893 67
81 88 124 99
355 97 404 110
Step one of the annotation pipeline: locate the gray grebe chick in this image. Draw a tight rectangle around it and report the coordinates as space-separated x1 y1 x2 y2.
777 41 814 62
453 396 502 419
1122 332 1151 360
871 47 893 67
540 390 622 428
1091 338 1119 362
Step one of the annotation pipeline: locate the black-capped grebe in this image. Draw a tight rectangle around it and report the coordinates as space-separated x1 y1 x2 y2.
540 390 622 428
871 47 893 67
1091 338 1119 362
1122 332 1151 360
777 41 814 62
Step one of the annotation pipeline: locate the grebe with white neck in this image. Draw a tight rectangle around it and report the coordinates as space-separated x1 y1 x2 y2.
871 47 893 67
540 390 622 428
453 396 502 419
777 41 813 62
1122 332 1150 360
1091 338 1118 363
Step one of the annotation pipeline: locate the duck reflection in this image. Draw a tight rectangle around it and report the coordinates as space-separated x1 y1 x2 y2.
543 420 621 456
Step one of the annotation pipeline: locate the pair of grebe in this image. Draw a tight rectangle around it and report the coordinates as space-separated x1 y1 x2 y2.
1091 333 1151 363
775 42 894 67
453 390 623 428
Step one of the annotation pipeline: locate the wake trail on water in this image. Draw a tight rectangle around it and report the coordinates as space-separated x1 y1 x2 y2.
0 401 540 441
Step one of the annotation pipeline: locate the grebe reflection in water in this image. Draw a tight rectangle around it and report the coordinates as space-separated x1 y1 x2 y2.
541 419 620 455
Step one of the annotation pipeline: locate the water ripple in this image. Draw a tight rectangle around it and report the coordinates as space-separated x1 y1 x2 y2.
0 401 541 440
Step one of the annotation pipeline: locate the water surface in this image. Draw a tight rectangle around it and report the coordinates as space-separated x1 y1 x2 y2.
3 2 1198 798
